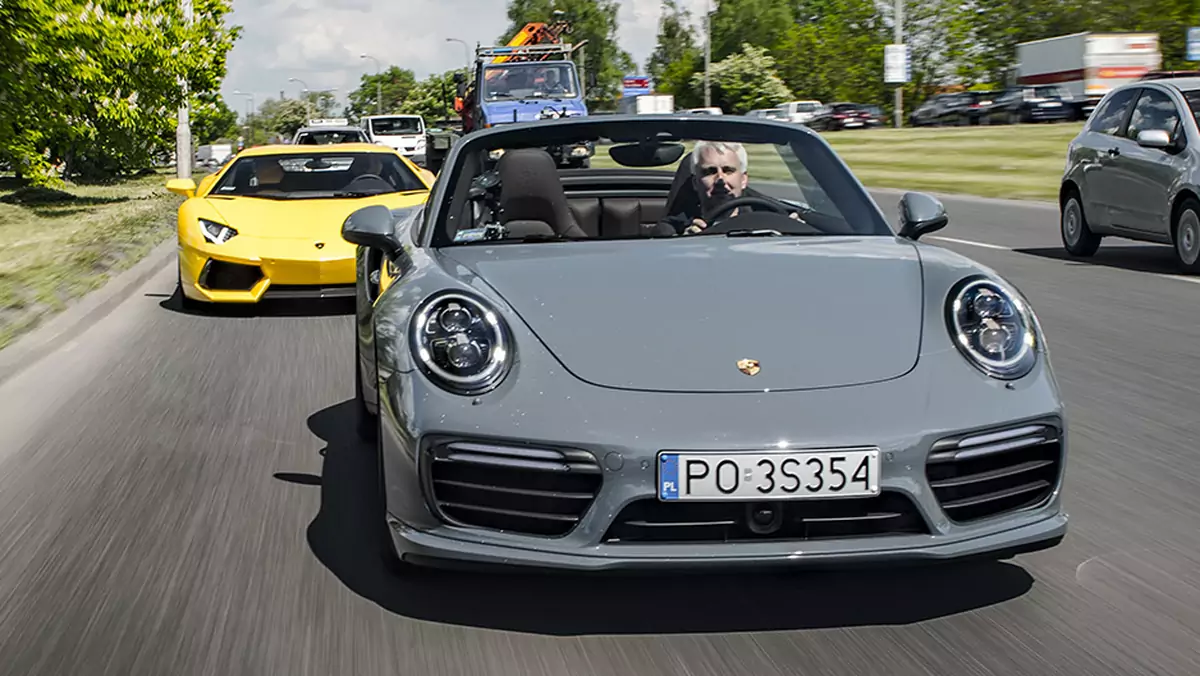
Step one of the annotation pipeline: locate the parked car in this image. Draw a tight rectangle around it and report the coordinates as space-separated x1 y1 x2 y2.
909 93 963 126
1060 77 1200 271
944 91 1001 125
984 86 1074 124
807 103 873 131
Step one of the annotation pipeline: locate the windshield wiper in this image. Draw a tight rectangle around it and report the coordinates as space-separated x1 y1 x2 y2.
333 190 384 198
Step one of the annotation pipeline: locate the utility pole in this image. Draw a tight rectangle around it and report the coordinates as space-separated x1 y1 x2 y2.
175 0 193 178
361 53 382 115
894 0 904 128
703 0 712 108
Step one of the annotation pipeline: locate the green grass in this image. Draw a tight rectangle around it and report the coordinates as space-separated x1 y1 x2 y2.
0 170 185 350
591 122 1083 202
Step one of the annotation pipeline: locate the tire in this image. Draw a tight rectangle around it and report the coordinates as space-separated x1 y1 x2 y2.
1172 197 1200 274
1061 191 1101 257
354 338 378 441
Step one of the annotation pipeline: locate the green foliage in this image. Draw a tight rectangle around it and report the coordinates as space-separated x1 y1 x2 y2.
499 0 636 109
191 93 239 144
347 67 418 118
689 43 792 114
646 0 700 104
255 98 311 140
709 0 794 61
0 0 241 184
398 70 460 121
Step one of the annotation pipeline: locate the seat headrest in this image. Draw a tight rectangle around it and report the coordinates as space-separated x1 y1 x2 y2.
665 153 700 220
496 148 582 236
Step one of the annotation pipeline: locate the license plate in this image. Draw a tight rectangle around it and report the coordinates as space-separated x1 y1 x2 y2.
658 449 880 501
844 122 863 127
1041 102 1062 107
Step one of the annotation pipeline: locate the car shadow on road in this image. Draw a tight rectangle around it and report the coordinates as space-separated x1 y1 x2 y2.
1015 244 1187 276
291 400 1037 636
158 286 353 318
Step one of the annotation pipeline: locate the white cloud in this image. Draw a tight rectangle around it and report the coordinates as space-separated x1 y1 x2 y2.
218 0 713 112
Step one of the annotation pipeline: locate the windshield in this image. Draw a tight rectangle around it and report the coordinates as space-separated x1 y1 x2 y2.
483 63 578 100
1028 86 1067 99
210 152 426 199
369 117 423 135
294 129 368 144
431 122 892 247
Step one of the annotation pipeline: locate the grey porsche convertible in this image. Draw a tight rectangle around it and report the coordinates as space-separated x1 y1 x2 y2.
341 114 1068 573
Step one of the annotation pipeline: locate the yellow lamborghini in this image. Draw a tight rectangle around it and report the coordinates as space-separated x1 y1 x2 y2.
165 143 433 308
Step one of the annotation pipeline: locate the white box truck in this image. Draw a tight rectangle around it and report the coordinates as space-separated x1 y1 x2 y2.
617 94 675 115
1016 32 1161 120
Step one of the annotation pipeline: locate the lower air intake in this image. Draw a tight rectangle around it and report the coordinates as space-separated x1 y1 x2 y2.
926 421 1063 523
199 260 261 291
427 439 602 537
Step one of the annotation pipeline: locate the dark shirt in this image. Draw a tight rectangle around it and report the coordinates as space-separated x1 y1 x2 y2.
652 186 771 235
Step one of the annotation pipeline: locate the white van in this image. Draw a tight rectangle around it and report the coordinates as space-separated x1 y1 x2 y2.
361 115 426 164
776 100 823 124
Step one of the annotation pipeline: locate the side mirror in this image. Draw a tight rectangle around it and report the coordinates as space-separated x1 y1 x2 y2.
165 178 196 198
898 192 948 241
1136 129 1172 149
341 204 403 257
453 72 464 84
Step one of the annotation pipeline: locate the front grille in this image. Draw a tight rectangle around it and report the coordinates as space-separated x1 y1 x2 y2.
602 492 927 544
926 421 1062 524
428 440 602 537
199 259 261 291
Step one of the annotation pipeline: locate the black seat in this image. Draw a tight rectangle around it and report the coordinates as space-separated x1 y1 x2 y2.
497 149 586 238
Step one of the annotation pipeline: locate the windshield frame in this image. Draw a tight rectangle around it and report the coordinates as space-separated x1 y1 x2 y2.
482 62 580 100
421 115 894 249
208 150 427 200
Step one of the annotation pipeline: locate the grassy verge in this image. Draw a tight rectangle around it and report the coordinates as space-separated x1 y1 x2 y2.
0 170 184 350
591 123 1083 202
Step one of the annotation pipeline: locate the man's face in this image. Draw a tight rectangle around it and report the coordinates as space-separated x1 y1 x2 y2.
694 146 748 199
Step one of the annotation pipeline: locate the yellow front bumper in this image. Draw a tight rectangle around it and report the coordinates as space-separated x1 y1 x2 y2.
178 237 357 303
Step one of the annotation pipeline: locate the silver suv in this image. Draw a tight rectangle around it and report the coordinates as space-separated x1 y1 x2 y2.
1060 77 1200 272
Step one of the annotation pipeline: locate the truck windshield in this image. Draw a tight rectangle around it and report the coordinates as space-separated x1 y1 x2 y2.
483 63 577 99
370 117 423 135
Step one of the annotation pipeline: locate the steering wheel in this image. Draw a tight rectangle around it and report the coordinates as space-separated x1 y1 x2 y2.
698 195 790 233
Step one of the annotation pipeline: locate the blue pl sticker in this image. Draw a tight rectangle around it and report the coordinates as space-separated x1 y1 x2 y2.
659 453 679 500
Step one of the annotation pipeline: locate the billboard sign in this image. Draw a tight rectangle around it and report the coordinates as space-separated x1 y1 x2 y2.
884 44 910 84
1188 27 1200 61
622 75 652 97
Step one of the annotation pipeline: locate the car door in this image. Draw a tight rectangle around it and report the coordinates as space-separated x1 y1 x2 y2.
1106 87 1187 236
1076 87 1142 230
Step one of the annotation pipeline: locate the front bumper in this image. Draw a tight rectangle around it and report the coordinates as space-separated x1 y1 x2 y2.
178 239 355 303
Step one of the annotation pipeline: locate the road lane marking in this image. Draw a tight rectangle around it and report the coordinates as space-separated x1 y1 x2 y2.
929 236 1010 250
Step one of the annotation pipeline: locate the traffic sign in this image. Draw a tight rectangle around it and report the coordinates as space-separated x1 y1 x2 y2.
884 44 910 84
622 75 652 97
1188 27 1200 62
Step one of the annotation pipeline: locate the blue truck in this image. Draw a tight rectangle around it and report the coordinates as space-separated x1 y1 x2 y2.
454 34 595 168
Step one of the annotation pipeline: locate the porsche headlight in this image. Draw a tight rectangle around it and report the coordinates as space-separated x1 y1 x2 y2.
946 276 1037 380
410 291 513 395
199 218 238 244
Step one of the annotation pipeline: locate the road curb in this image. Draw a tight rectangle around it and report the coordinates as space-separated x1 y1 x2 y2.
0 238 175 386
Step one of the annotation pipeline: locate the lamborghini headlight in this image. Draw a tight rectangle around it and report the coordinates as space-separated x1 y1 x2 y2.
199 218 238 244
946 276 1038 380
410 290 513 395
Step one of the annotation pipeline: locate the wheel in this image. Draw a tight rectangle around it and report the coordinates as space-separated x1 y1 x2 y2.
1061 191 1101 257
1172 197 1200 274
354 338 378 441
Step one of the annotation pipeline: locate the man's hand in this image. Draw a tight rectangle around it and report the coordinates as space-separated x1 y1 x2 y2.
683 218 708 234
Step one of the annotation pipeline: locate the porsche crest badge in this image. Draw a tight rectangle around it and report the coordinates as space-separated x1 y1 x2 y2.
737 359 760 376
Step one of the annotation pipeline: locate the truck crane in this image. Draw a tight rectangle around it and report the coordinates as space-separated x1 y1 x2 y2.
453 13 595 168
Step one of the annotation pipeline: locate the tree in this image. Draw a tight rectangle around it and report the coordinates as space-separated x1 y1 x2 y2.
398 70 460 121
192 94 239 144
347 66 418 118
709 0 794 61
500 0 635 108
647 0 698 91
0 0 240 183
256 98 310 140
689 43 791 114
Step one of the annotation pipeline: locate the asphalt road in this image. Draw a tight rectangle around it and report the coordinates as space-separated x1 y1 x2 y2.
1 190 1199 676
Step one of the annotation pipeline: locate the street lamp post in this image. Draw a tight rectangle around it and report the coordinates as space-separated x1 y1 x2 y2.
703 0 712 109
233 90 254 144
894 0 904 128
176 0 193 178
288 77 311 118
360 53 382 115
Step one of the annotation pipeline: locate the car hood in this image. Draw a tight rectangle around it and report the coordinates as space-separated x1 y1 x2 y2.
201 192 426 241
444 237 924 393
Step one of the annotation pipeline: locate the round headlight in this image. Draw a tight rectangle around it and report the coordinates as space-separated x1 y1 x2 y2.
946 277 1037 380
410 291 512 395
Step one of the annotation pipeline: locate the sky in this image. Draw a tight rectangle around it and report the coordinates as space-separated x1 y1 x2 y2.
218 0 710 115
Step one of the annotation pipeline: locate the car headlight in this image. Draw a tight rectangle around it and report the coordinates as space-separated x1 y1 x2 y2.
199 218 237 244
410 291 513 395
946 276 1038 380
